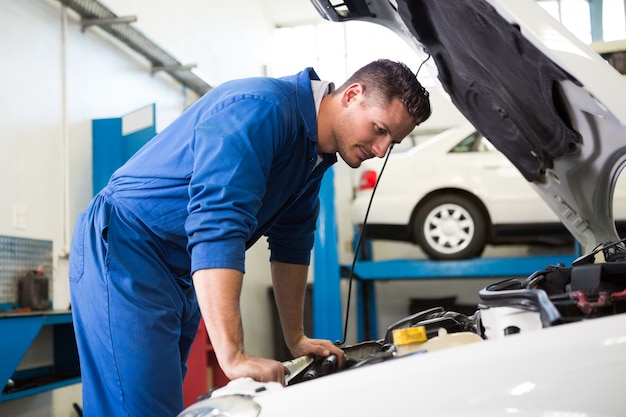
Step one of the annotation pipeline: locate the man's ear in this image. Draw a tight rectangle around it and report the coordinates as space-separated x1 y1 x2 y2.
341 83 363 107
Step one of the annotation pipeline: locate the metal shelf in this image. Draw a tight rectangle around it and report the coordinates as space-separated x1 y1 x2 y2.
0 311 80 402
346 254 578 281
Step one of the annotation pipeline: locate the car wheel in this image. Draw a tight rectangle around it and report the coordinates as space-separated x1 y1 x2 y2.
414 194 487 260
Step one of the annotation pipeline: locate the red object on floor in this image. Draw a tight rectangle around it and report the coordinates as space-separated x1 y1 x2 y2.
182 319 229 407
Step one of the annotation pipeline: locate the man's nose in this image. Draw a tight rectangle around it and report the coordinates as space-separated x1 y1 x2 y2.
371 137 392 158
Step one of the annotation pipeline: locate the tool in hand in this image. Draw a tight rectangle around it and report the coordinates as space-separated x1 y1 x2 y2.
282 355 314 384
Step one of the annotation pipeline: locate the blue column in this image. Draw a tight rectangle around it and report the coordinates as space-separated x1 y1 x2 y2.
313 168 343 342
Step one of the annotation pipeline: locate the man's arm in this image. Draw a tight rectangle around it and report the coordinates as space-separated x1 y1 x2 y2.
270 261 345 363
192 268 287 384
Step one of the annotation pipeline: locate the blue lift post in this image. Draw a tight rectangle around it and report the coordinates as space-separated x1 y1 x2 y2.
313 168 344 342
313 168 581 342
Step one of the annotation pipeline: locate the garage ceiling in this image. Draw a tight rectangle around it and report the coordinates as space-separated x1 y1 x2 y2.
57 0 324 96
258 0 322 26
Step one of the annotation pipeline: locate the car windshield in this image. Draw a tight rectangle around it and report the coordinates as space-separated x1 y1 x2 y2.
449 131 492 153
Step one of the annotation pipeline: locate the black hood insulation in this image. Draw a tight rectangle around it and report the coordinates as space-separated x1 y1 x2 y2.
398 0 582 182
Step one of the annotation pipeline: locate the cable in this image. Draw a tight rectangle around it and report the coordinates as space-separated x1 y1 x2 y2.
416 53 431 77
337 143 394 345
336 55 431 345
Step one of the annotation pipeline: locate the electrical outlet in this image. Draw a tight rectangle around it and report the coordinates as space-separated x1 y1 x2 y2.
13 204 28 230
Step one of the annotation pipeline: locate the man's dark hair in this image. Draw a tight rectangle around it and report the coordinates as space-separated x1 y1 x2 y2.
336 59 432 125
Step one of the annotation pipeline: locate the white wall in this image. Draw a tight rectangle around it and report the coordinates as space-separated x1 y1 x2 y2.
0 1 273 415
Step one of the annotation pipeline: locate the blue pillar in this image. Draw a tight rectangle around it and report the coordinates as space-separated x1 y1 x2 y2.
313 168 343 342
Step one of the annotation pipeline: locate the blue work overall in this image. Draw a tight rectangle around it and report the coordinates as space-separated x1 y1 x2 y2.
69 67 336 416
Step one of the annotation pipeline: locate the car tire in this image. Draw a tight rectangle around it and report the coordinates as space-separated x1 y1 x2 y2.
413 194 487 260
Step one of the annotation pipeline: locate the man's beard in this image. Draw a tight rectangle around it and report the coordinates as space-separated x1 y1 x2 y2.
333 113 363 168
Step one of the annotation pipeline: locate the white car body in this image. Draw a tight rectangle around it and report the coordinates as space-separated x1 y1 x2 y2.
353 124 558 226
177 0 626 415
351 123 626 260
181 313 626 417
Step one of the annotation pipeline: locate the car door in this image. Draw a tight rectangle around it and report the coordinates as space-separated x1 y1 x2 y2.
461 133 558 225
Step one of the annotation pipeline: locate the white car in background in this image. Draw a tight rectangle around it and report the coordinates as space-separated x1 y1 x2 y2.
177 0 626 416
352 122 626 260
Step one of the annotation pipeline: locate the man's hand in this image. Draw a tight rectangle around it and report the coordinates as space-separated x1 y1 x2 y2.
269 261 346 374
220 338 345 386
220 352 290 386
287 335 346 370
192 268 291 384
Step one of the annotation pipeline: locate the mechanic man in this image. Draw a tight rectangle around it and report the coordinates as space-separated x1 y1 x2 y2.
69 58 431 416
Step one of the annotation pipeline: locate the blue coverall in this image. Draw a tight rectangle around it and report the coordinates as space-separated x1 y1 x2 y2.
69 67 337 416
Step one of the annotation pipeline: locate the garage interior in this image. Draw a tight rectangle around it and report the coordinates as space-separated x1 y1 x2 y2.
1 1 626 416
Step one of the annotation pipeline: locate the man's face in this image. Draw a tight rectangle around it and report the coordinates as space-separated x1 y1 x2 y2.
333 88 416 168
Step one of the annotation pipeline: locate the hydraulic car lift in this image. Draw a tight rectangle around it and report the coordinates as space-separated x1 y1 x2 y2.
313 169 580 342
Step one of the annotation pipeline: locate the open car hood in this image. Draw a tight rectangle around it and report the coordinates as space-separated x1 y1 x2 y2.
312 0 626 254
